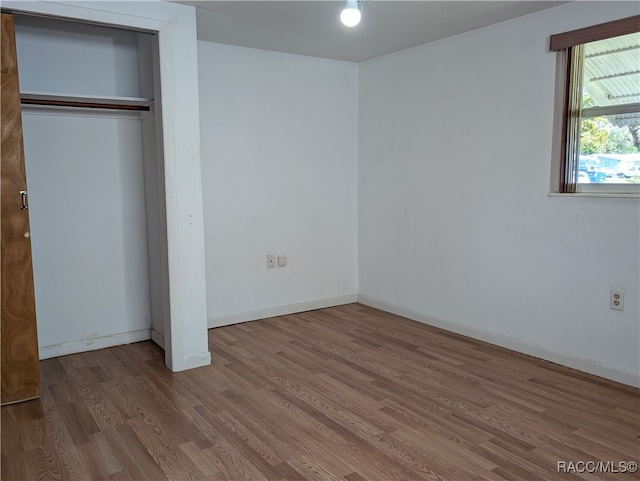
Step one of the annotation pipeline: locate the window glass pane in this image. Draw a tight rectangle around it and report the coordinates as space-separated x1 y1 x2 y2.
583 32 640 108
579 113 640 184
578 32 640 186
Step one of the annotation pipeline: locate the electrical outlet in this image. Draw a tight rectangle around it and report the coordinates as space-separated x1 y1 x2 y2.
267 254 275 269
610 290 624 311
277 254 287 267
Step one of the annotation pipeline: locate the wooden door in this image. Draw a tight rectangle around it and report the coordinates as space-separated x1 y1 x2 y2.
1 13 41 405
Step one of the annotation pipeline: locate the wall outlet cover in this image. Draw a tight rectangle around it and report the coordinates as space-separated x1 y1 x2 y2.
610 290 624 311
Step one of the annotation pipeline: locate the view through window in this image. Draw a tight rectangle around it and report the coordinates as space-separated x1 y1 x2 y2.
576 32 640 186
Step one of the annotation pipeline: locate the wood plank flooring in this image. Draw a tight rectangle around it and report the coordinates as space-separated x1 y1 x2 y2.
2 303 639 480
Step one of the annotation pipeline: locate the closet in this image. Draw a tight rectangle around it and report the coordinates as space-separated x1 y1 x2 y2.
1 11 168 403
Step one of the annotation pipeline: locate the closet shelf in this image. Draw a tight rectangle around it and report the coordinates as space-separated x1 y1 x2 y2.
20 91 153 111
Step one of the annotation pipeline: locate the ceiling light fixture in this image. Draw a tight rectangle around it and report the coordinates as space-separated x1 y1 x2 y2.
340 0 362 27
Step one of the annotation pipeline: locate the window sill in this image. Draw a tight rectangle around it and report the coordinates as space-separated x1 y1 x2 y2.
549 192 640 199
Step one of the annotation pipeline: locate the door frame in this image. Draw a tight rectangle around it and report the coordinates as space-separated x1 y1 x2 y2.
2 1 210 372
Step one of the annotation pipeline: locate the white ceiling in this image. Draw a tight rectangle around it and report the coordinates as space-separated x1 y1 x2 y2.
174 1 568 62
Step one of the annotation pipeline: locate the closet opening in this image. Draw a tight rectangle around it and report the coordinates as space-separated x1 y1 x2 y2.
12 13 169 360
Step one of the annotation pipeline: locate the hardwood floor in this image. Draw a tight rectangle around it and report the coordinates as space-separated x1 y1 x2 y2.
2 303 639 480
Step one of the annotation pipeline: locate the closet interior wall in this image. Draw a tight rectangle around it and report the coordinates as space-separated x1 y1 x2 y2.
14 14 168 358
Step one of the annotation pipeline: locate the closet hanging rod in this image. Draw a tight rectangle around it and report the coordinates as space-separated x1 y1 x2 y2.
21 98 150 111
20 92 152 111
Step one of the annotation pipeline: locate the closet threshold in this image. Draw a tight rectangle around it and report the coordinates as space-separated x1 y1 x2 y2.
20 91 152 111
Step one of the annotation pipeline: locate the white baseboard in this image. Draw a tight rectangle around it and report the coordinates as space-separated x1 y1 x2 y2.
208 294 358 328
39 328 151 360
181 351 212 371
357 295 640 388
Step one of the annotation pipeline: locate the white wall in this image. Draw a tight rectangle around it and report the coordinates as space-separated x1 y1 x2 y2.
358 1 640 386
23 112 152 357
198 42 358 326
15 15 143 97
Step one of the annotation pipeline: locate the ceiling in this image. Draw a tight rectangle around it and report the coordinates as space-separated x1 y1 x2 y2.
173 1 568 62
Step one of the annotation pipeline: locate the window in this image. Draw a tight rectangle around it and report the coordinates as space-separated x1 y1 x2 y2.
551 16 640 194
